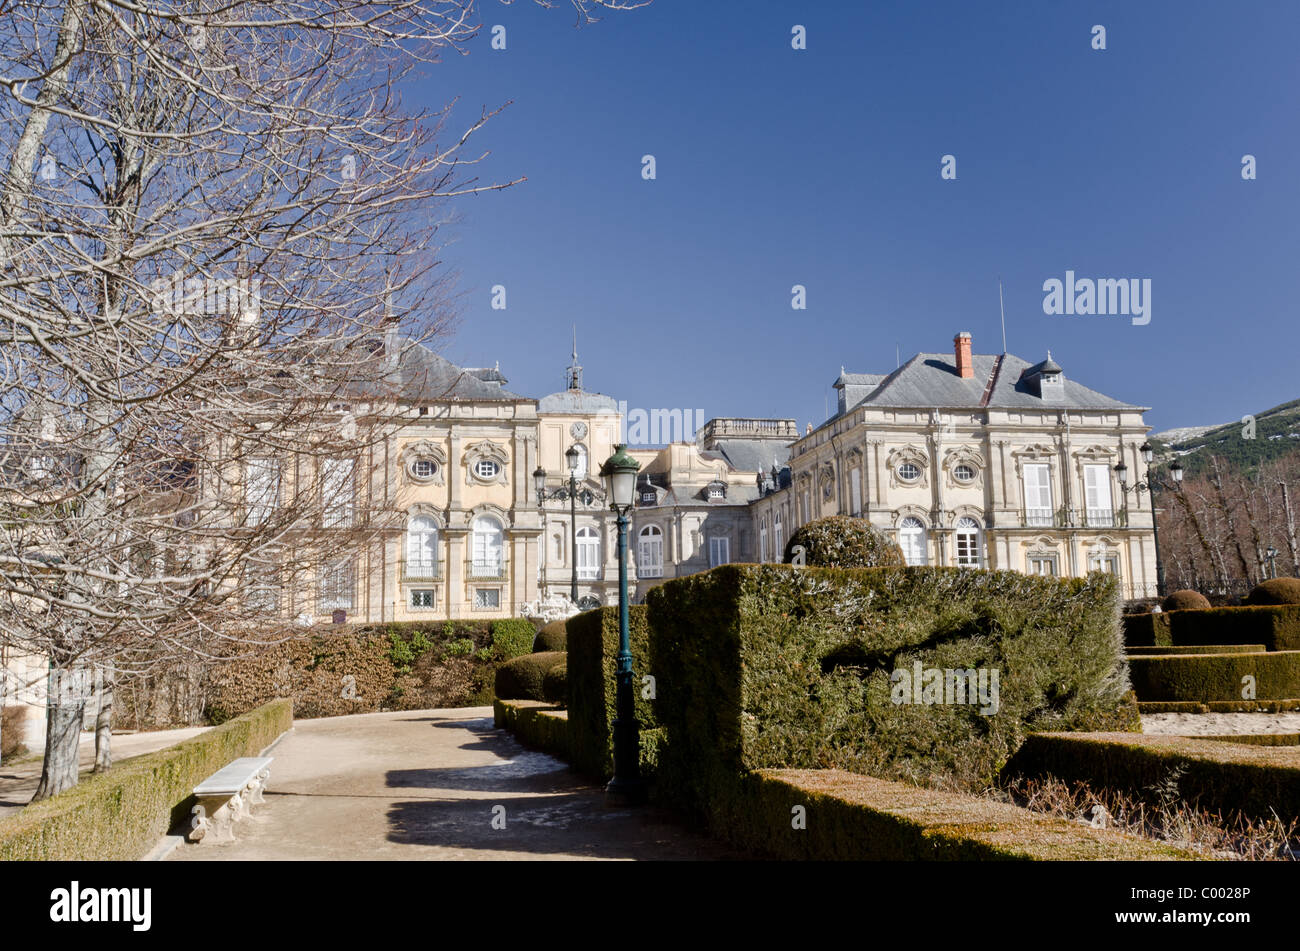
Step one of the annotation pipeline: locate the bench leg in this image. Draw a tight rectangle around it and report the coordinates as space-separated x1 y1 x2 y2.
247 768 270 806
189 804 210 844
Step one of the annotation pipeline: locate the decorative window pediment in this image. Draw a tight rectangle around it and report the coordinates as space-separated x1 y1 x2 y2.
818 462 836 501
886 446 929 489
407 502 444 527
942 448 985 488
400 440 447 486
463 440 509 486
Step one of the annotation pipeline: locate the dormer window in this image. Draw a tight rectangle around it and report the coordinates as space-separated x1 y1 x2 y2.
707 480 726 500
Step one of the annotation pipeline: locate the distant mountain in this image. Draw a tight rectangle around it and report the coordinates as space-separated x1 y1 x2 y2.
1149 398 1300 478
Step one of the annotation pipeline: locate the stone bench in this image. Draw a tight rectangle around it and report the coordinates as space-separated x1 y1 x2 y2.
188 757 273 844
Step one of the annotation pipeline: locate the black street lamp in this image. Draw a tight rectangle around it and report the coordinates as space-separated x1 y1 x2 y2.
534 445 597 604
599 444 645 806
1115 443 1183 599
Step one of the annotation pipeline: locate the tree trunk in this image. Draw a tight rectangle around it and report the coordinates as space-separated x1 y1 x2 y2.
31 669 85 801
93 666 113 772
1282 481 1299 575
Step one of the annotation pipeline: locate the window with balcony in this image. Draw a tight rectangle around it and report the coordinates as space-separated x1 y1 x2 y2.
1023 463 1053 527
471 515 504 577
576 526 600 579
317 559 354 612
899 517 928 566
638 525 664 578
954 517 981 568
1083 464 1114 527
406 515 439 578
246 457 279 526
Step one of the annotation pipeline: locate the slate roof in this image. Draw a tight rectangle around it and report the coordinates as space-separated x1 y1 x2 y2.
536 389 620 414
705 438 794 474
394 342 528 402
841 351 1144 413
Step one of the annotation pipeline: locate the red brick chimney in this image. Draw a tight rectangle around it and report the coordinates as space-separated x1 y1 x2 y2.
954 332 974 379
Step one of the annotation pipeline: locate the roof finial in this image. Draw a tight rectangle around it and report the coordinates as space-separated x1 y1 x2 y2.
565 325 583 392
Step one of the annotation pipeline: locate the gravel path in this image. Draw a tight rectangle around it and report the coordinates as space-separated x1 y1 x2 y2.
1141 712 1300 737
167 707 752 861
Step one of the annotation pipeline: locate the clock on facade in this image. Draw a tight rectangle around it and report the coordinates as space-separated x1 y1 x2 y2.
570 422 588 440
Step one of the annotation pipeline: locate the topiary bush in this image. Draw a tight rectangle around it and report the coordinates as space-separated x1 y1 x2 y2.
533 618 568 653
566 606 655 779
647 564 1136 826
542 663 568 706
494 651 567 702
491 618 537 661
1245 578 1300 606
1161 589 1211 612
782 515 905 568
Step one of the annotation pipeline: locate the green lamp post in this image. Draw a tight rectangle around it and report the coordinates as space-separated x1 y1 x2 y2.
599 443 645 805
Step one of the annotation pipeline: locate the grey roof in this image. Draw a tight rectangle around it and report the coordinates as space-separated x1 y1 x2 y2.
835 372 886 388
842 351 1143 412
396 343 528 402
706 438 793 473
537 389 620 415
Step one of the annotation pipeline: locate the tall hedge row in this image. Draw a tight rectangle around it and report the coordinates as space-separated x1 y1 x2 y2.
564 605 656 779
646 564 1138 826
1122 604 1300 651
0 699 292 861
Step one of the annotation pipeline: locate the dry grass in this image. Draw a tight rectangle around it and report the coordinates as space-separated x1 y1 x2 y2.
993 770 1298 861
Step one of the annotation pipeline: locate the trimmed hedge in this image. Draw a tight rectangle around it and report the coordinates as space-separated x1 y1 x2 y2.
491 618 537 661
1162 589 1211 612
532 619 568 653
565 605 656 779
542 662 567 705
1127 651 1300 702
1201 733 1300 747
1126 644 1266 656
494 652 567 702
0 699 292 861
782 515 905 568
1122 604 1300 652
1004 731 1300 823
730 769 1194 860
1246 578 1300 606
646 564 1138 828
493 699 571 762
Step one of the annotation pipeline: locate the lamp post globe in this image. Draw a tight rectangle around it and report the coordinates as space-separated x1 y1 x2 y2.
533 466 546 501
599 444 645 805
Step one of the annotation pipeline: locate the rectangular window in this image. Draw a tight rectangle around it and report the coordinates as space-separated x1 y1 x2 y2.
1083 464 1114 527
322 458 355 527
1023 464 1053 527
708 536 730 568
759 524 768 563
410 589 436 610
1088 553 1120 575
1027 554 1058 577
474 588 501 610
637 533 663 578
317 559 354 612
850 468 862 517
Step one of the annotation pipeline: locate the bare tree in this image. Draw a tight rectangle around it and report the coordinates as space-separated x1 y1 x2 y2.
1 0 645 798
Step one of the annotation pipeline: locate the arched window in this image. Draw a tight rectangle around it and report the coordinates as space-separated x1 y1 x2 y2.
638 525 663 578
954 517 981 568
471 516 504 576
899 517 928 566
576 526 600 580
406 515 439 578
773 511 784 558
759 517 768 563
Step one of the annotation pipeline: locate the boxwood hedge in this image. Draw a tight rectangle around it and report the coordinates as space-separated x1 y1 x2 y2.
1004 731 1300 823
1123 604 1300 651
0 699 292 861
565 605 656 779
646 564 1138 827
1127 651 1300 702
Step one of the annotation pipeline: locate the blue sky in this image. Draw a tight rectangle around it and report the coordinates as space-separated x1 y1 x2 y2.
412 0 1300 436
